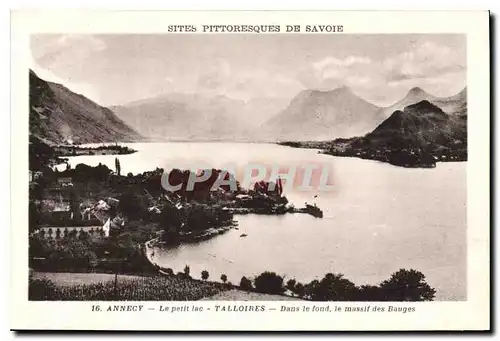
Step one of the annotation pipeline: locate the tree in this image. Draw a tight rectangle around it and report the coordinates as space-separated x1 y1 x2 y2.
356 285 383 301
115 157 121 176
29 201 40 233
220 274 228 284
294 282 305 298
379 269 436 301
239 276 253 291
78 230 89 242
201 270 209 281
118 191 147 221
286 278 297 293
306 273 357 301
254 271 285 295
68 229 77 239
183 265 191 278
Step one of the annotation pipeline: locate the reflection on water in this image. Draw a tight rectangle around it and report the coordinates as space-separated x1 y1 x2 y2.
60 142 466 300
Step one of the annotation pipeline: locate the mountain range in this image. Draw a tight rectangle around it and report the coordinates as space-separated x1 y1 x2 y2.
110 84 466 142
29 70 466 149
29 70 141 145
111 94 289 141
362 99 467 149
265 86 466 142
262 86 386 141
378 86 467 119
317 99 468 167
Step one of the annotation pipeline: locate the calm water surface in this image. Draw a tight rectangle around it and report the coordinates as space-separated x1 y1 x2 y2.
60 142 466 300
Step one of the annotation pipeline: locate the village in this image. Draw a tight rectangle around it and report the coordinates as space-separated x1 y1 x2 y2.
28 149 324 276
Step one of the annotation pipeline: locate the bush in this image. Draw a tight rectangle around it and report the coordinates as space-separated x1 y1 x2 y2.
239 276 253 291
306 273 357 301
356 285 383 301
294 282 305 298
29 278 57 300
286 278 297 293
118 191 148 220
379 269 436 301
254 271 285 295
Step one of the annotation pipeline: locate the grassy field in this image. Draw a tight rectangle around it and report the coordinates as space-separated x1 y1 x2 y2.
30 272 301 301
31 272 145 286
30 272 227 301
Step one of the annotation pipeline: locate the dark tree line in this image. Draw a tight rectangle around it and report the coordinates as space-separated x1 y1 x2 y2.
238 269 436 301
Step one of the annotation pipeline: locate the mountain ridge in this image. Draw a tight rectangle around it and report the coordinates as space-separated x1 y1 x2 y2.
379 86 466 119
279 97 467 168
29 70 142 145
112 92 289 141
263 86 384 141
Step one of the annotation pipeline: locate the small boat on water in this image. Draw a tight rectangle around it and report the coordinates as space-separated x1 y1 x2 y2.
305 203 323 218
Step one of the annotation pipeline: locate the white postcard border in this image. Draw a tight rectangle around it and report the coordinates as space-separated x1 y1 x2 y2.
10 10 490 331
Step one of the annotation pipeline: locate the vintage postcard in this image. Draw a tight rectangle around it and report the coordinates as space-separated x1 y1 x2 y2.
10 10 490 331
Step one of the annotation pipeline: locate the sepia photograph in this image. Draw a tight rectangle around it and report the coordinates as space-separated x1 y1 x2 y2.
10 10 490 331
28 33 467 302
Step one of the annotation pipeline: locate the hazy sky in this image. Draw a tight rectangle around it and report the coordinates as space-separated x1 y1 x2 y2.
30 34 466 107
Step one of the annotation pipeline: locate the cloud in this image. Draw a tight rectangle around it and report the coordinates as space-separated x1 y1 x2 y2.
30 34 108 103
32 34 107 69
384 41 465 82
194 60 301 100
29 53 102 103
297 41 466 105
313 56 371 70
30 36 466 107
301 55 373 86
297 55 379 94
197 59 231 90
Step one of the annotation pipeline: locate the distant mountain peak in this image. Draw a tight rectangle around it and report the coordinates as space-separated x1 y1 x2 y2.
457 86 467 99
304 85 353 95
332 85 354 95
405 100 445 115
334 84 351 91
407 86 428 97
264 84 384 140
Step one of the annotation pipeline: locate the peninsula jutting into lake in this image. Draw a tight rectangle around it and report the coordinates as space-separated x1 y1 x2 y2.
28 33 467 302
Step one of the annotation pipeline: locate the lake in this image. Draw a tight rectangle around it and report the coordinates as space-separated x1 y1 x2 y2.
59 142 466 300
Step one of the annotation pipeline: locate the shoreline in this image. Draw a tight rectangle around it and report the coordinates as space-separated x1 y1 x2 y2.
278 141 466 169
53 144 138 157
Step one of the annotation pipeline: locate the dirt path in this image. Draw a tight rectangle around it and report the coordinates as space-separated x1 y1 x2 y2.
201 289 302 301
